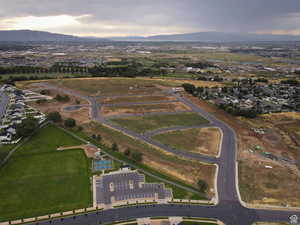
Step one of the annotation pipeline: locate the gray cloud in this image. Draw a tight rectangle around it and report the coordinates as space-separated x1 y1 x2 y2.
0 0 300 36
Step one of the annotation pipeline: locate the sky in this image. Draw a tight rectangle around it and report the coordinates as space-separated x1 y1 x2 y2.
0 0 300 37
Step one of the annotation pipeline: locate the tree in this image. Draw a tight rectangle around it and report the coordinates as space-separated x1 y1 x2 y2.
124 148 131 156
47 111 62 123
182 83 196 94
36 99 47 104
64 118 76 128
55 94 70 102
131 152 143 162
197 180 208 193
16 117 39 137
40 89 50 95
92 134 102 142
112 143 119 152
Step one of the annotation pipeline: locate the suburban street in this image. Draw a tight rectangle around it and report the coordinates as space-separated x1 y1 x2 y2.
32 83 300 225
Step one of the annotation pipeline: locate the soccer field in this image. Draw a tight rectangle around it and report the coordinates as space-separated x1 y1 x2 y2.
0 124 92 222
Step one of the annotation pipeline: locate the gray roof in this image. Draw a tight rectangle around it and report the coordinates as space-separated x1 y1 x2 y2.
96 170 172 205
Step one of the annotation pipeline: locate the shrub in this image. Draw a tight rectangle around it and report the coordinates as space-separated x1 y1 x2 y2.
112 143 119 152
197 180 208 193
47 111 62 123
131 152 143 162
64 118 76 128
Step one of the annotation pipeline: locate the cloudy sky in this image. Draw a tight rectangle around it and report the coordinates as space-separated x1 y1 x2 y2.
0 0 300 37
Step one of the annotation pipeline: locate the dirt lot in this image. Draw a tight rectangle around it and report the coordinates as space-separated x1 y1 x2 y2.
152 127 221 157
99 95 177 104
50 77 177 96
101 102 191 117
183 93 300 206
26 88 91 124
83 122 216 198
239 153 300 207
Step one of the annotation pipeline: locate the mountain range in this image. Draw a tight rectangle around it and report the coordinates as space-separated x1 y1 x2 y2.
0 30 108 42
1 30 300 42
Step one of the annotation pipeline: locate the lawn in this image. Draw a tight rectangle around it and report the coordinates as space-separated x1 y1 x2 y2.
53 77 178 95
0 144 15 162
0 124 92 222
152 127 221 156
111 112 209 133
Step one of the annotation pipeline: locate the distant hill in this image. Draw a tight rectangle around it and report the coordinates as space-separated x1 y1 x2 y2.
110 32 300 42
0 30 109 42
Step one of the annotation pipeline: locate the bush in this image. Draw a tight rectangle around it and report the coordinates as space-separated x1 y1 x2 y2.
92 134 102 142
40 89 50 95
131 152 143 162
16 117 39 137
197 180 208 193
55 94 70 102
64 118 76 128
112 143 119 152
36 99 47 104
47 111 62 123
124 148 131 156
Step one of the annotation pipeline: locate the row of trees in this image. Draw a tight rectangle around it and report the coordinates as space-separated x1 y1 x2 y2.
0 65 88 75
88 65 162 77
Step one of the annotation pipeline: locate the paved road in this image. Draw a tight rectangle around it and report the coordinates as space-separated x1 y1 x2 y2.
0 91 10 120
30 83 300 225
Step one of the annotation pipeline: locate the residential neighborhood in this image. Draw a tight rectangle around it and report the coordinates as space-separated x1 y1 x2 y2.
0 85 47 144
183 81 300 117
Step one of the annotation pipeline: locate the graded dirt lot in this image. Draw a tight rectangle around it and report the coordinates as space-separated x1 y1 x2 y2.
50 78 177 96
152 127 221 157
82 122 216 199
101 102 191 117
182 93 300 207
239 159 300 207
99 95 177 104
111 112 209 134
26 88 90 124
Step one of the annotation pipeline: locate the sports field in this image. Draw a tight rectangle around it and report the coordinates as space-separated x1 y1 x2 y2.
0 124 92 222
111 112 209 133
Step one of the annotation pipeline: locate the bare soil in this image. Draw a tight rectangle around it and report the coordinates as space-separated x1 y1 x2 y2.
101 102 191 117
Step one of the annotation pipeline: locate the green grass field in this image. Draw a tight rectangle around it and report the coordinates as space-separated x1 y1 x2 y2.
0 124 92 222
0 144 15 162
111 112 209 133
